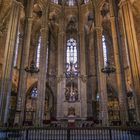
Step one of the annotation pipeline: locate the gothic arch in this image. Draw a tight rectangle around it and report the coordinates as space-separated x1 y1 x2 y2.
24 81 54 125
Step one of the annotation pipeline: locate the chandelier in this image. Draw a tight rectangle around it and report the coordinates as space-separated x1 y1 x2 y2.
101 61 116 76
25 60 39 74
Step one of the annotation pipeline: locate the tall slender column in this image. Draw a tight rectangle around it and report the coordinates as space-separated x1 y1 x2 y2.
94 4 108 125
0 0 22 125
79 29 87 119
109 0 129 125
35 5 49 126
78 8 87 118
119 0 140 122
95 26 108 126
56 18 65 119
14 0 34 125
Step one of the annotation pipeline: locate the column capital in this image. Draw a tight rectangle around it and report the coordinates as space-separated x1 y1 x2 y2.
94 27 102 31
13 0 24 9
109 16 116 22
119 0 130 8
40 27 49 33
94 27 103 37
58 31 65 35
39 0 50 11
27 17 33 22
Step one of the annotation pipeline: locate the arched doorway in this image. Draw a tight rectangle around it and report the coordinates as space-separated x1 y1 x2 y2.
24 82 54 126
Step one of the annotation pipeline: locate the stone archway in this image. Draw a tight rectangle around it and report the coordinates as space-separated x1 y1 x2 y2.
24 82 54 126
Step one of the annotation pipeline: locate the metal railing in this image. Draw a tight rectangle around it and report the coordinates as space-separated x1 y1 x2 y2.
0 127 140 140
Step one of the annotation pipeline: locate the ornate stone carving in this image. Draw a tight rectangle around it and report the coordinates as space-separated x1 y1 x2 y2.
80 75 87 83
66 16 78 34
68 107 75 116
57 75 64 83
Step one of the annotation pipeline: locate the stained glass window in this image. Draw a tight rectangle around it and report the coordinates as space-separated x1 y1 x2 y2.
66 38 77 64
14 32 20 67
84 0 89 4
52 0 58 4
31 87 38 98
102 35 108 66
36 36 41 68
67 0 75 6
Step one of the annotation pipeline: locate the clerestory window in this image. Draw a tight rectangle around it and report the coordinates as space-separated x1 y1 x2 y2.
36 36 41 68
51 0 58 4
102 35 108 66
31 87 38 98
66 38 77 64
14 32 20 67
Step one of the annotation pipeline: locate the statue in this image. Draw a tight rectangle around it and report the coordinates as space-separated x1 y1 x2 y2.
48 10 59 42
126 77 133 93
68 107 75 116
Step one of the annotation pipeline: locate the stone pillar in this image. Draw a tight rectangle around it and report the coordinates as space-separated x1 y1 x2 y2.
35 5 49 126
95 26 108 126
79 29 87 119
94 4 109 125
56 26 65 119
86 24 97 118
109 0 129 125
119 0 140 122
0 0 22 125
15 0 34 125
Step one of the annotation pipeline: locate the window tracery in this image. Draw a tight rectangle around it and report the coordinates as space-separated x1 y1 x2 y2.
31 87 38 98
66 38 77 64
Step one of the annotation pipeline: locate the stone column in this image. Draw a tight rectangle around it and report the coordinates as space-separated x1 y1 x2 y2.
95 27 108 126
35 5 49 126
87 24 97 118
14 0 34 125
56 25 65 119
109 0 129 125
79 29 87 119
94 7 108 126
119 0 140 122
0 0 22 125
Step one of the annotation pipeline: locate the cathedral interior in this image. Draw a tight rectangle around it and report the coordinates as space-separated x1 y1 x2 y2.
0 0 140 131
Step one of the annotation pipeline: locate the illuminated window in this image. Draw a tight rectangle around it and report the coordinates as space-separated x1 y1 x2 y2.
36 37 41 68
31 87 38 98
84 0 89 4
52 0 58 4
66 38 77 64
67 0 75 6
14 32 20 67
102 35 108 66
